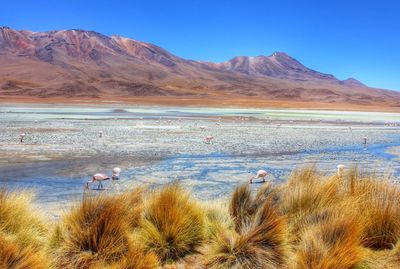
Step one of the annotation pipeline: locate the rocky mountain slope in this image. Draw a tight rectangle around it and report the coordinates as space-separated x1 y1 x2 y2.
1 26 399 109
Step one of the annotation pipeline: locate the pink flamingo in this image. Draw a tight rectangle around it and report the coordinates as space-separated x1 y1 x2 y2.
249 170 268 184
86 173 110 189
19 133 25 143
86 167 121 190
205 135 214 144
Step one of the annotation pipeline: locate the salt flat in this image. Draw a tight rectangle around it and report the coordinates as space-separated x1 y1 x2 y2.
1 105 399 218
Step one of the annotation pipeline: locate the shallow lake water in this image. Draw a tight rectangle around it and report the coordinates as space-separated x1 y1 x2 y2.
1 105 399 217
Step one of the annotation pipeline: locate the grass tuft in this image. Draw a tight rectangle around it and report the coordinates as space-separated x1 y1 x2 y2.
351 177 400 250
229 184 255 232
294 208 363 269
0 190 48 249
51 189 154 268
141 183 206 263
205 198 288 269
4 166 400 268
0 190 49 268
0 234 48 269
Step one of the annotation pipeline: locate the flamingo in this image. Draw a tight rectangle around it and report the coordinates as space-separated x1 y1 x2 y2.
205 135 214 144
112 167 121 180
19 133 25 143
86 173 110 189
249 170 268 184
337 164 345 177
86 167 121 190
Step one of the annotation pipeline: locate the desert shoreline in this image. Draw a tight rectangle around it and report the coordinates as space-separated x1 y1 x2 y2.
1 96 400 112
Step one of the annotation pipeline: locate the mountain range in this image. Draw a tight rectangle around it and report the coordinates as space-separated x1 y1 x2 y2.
1 26 399 110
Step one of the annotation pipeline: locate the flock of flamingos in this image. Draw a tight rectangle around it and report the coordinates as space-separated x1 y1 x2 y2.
16 116 373 191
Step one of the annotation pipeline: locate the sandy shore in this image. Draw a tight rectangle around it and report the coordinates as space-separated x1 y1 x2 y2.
2 95 400 112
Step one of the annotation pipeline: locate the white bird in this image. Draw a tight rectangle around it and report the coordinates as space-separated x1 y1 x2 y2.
112 167 121 180
249 170 268 184
337 164 345 177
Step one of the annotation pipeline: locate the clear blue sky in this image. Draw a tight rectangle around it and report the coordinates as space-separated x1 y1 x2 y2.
2 0 400 90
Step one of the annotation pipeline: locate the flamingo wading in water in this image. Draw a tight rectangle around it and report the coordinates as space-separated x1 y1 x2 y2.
249 170 268 184
86 167 121 190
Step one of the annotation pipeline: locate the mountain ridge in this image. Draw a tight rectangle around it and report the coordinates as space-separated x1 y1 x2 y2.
1 26 399 109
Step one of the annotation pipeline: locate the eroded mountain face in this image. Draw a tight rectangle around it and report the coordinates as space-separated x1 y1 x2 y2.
1 26 399 108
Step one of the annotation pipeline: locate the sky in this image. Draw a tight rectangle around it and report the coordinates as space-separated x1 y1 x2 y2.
2 0 400 90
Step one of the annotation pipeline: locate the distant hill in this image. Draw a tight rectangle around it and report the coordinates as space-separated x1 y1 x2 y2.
1 26 399 110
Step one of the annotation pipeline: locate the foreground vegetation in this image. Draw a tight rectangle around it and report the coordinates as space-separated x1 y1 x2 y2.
1 167 400 268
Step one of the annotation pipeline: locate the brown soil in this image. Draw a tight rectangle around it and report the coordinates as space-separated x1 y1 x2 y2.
1 95 399 112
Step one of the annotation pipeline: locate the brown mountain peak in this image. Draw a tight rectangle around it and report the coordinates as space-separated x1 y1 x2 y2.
1 26 399 110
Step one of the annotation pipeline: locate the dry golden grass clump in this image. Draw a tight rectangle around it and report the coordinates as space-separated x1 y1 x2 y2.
110 238 160 269
350 176 400 250
205 197 288 269
0 190 48 249
140 183 206 264
204 182 289 269
293 208 363 269
202 199 233 240
229 183 280 233
203 166 400 269
279 167 343 217
229 184 255 232
0 234 47 269
278 167 349 244
4 167 400 268
0 190 49 268
52 196 131 268
51 189 159 269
